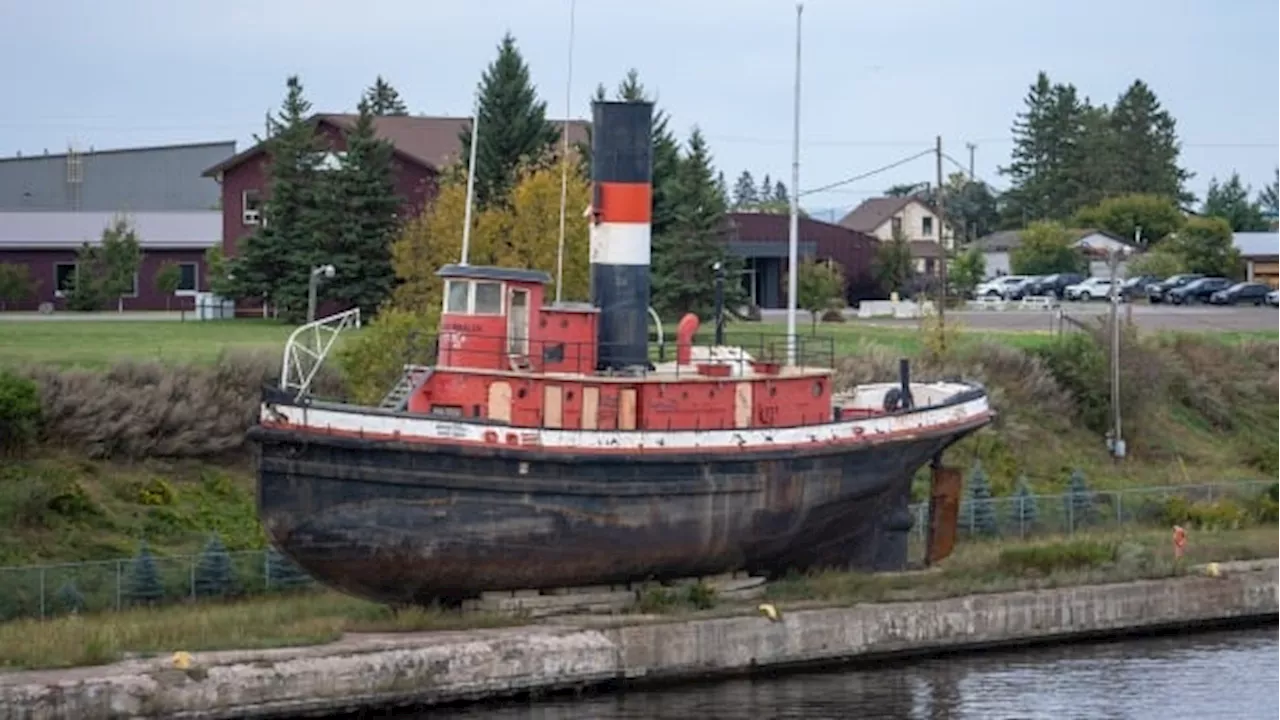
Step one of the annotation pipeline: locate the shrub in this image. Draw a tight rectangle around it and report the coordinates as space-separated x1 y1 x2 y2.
54 581 85 615
1160 496 1252 531
997 539 1117 575
0 370 41 454
336 308 438 405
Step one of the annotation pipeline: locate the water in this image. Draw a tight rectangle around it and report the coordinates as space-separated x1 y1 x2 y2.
396 626 1278 720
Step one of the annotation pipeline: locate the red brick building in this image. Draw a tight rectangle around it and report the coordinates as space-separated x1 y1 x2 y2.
201 114 590 261
724 212 881 308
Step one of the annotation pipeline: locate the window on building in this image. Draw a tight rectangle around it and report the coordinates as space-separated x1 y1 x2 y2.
54 263 77 298
921 216 934 236
242 190 262 225
317 152 347 171
177 262 199 294
890 216 903 236
473 281 503 314
122 272 139 298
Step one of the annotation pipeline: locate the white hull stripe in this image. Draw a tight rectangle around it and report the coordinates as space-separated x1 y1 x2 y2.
261 396 992 453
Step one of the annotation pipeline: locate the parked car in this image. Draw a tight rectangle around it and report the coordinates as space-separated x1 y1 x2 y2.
1005 275 1048 300
1118 274 1159 302
1167 277 1231 305
1208 282 1272 306
1064 277 1115 301
1028 272 1086 299
975 276 1028 299
1268 290 1279 308
1146 273 1204 304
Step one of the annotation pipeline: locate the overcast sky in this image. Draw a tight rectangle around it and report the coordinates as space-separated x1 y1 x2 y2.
5 0 1277 221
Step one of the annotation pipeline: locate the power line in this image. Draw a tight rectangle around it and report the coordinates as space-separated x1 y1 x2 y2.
799 148 935 197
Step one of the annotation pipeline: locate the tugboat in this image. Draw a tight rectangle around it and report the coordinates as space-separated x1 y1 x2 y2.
248 100 993 605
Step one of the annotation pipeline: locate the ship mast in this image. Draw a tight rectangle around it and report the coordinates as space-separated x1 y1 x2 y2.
554 0 578 304
785 2 804 366
460 92 481 266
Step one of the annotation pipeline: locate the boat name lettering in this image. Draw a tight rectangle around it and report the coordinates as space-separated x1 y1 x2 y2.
434 423 469 438
442 321 484 333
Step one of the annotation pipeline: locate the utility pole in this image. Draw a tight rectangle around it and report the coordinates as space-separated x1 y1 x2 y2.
1107 244 1124 459
935 135 947 347
965 142 976 181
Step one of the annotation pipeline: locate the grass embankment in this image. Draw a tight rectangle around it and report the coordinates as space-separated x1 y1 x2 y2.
0 526 1272 671
0 320 293 369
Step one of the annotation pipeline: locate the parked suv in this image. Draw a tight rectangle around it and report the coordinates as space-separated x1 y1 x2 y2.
1064 277 1114 301
1118 274 1159 302
1005 275 1047 300
975 275 1027 298
1167 277 1231 305
1146 273 1204 304
1268 290 1279 308
1030 272 1085 299
1209 282 1272 306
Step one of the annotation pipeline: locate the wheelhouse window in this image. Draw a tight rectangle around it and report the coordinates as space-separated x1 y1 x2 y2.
473 281 503 314
442 278 506 315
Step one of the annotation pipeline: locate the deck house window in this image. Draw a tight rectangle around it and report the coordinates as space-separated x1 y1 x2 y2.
445 280 469 313
473 281 503 315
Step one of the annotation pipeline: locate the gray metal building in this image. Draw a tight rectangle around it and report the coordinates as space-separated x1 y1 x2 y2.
0 141 236 212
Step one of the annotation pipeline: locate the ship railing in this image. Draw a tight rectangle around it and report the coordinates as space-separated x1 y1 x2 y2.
427 330 836 378
281 308 362 399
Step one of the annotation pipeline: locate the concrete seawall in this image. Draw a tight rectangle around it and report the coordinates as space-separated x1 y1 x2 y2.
3 560 1277 720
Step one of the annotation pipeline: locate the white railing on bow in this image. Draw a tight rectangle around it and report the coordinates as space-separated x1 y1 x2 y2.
280 308 362 399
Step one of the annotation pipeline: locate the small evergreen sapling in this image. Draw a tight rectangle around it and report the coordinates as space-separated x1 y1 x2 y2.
1065 468 1095 531
266 547 312 591
966 461 1000 537
127 542 164 605
194 534 235 598
55 580 85 615
1011 476 1040 536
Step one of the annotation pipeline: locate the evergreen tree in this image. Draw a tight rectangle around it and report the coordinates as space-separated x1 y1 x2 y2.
1064 469 1094 532
1258 169 1279 220
651 128 744 320
127 542 164 606
321 98 400 317
362 75 408 116
944 174 1000 243
1011 476 1039 536
611 69 681 239
266 547 313 591
715 171 729 207
228 75 328 321
1107 80 1193 205
772 180 789 205
999 72 1092 223
965 461 999 537
54 580 85 615
460 33 559 208
1202 172 1269 232
732 170 758 209
194 534 235 598
758 174 773 205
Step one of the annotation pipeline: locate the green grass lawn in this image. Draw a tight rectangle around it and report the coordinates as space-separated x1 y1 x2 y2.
0 320 296 369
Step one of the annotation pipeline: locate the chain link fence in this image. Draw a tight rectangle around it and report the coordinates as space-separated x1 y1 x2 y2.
0 549 315 623
0 480 1273 623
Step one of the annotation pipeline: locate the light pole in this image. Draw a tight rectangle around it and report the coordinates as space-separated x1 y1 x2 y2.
307 264 335 323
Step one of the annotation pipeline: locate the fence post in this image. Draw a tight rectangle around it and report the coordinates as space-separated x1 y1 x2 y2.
115 560 123 610
190 555 197 600
39 567 46 619
1018 496 1025 539
1067 492 1074 536
264 550 271 592
1116 491 1123 527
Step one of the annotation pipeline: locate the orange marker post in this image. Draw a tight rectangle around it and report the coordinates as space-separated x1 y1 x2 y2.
1173 525 1187 560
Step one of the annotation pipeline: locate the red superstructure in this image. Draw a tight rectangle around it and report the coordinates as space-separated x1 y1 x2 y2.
409 264 838 432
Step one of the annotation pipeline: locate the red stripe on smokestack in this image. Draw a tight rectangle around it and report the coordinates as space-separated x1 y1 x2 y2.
595 182 652 224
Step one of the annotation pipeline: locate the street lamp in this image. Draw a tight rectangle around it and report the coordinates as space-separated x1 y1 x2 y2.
308 264 336 323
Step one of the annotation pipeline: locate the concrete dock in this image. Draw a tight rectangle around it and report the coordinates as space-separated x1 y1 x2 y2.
2 560 1276 720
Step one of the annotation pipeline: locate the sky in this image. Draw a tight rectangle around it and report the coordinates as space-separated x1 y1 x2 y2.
4 0 1277 222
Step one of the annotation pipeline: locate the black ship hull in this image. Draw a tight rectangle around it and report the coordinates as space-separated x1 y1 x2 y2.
249 396 990 605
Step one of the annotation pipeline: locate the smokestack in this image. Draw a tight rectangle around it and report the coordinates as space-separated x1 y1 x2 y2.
590 101 654 371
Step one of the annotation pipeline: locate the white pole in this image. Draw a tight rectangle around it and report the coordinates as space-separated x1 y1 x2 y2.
786 2 803 366
554 0 577 304
460 93 481 266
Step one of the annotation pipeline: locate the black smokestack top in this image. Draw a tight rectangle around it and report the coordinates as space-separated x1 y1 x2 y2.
589 101 654 371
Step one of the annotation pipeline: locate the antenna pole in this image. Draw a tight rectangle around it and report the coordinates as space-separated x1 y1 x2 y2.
555 0 577 304
786 1 803 367
460 93 481 266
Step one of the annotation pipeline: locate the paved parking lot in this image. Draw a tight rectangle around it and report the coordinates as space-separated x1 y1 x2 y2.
762 303 1278 333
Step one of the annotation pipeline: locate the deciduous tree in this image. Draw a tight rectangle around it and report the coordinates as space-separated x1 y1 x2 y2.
154 261 181 311
1010 221 1084 275
1072 193 1186 248
1163 216 1241 278
949 246 986 298
0 263 36 311
1126 248 1185 279
98 217 142 313
873 225 916 296
795 258 844 332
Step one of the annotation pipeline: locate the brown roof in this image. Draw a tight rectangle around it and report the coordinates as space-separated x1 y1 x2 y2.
909 240 943 259
202 114 590 177
838 195 931 233
725 211 879 246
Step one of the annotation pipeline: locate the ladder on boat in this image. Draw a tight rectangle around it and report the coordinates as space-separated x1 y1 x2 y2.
378 365 433 411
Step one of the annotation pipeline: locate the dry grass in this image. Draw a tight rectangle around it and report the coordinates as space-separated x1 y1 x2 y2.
764 526 1278 606
0 590 520 671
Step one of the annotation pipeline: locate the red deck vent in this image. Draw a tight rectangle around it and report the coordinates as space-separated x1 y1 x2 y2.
696 363 732 378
